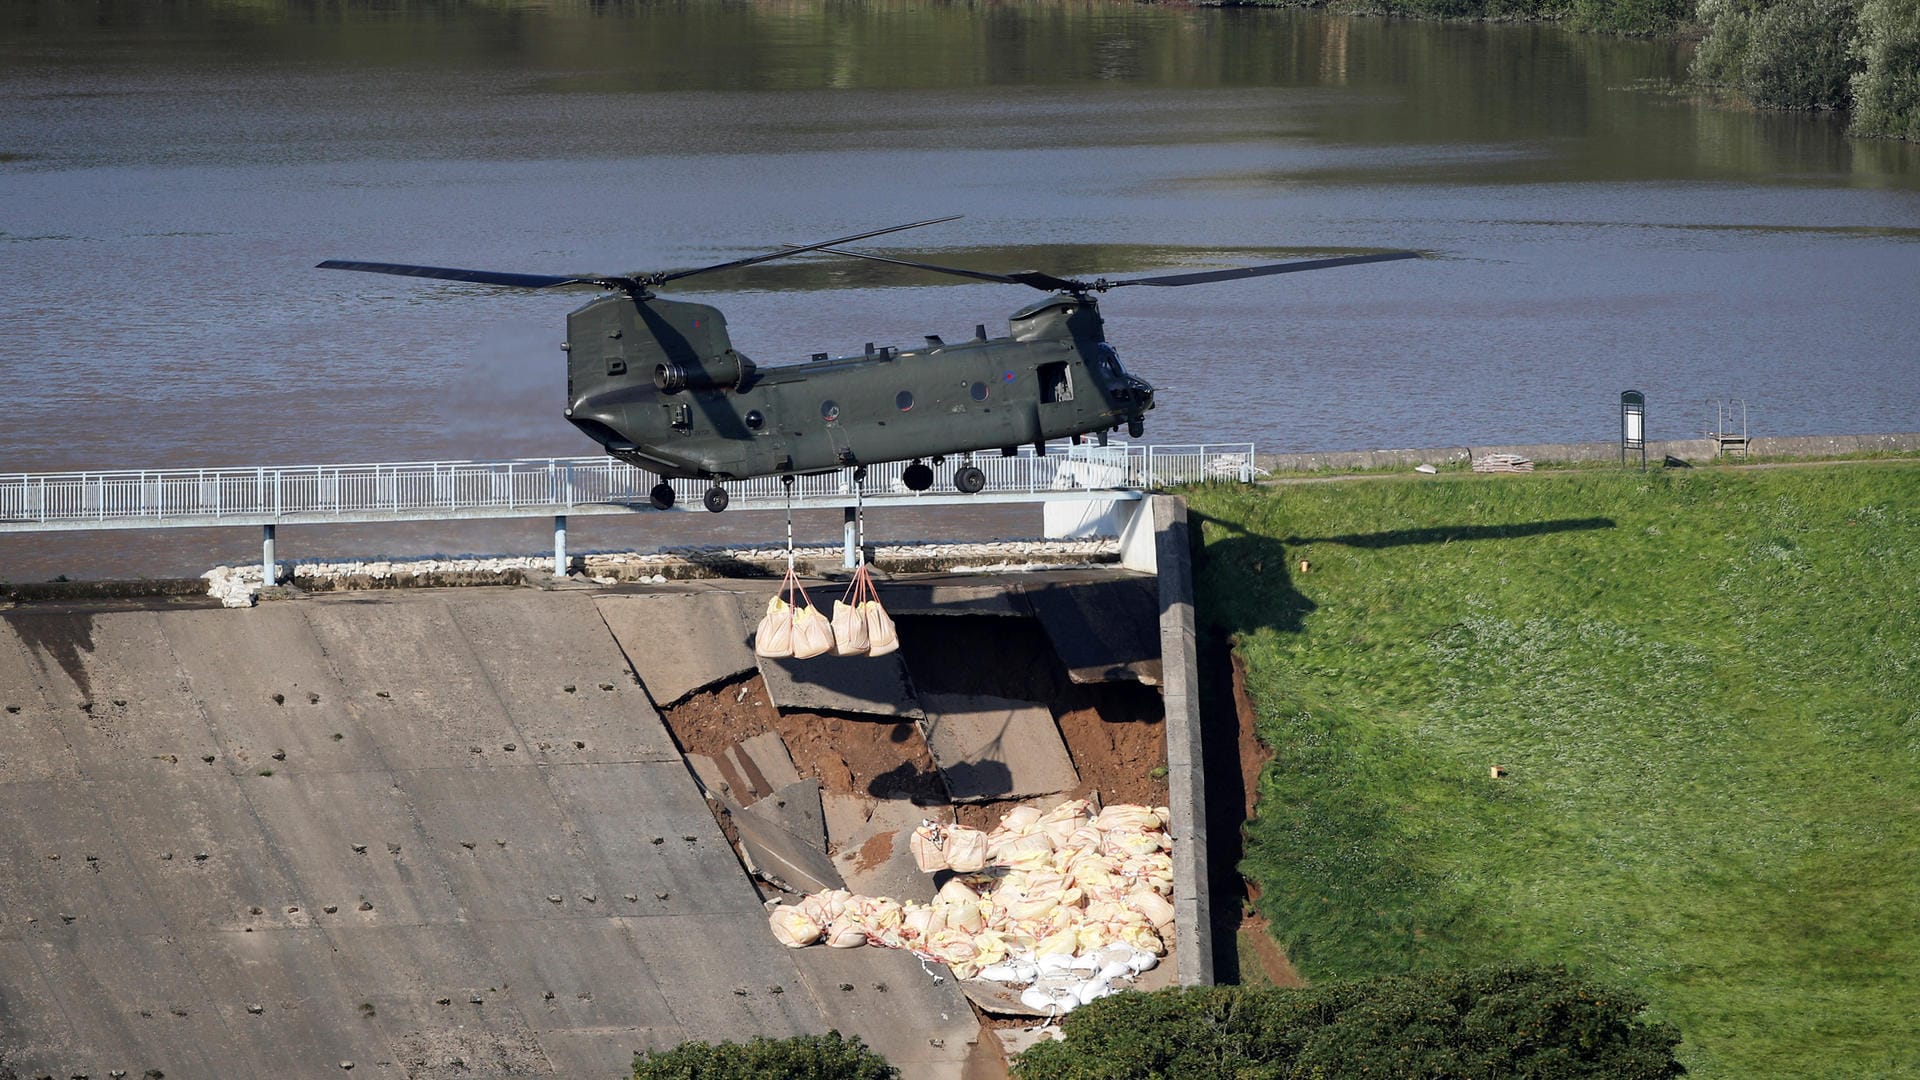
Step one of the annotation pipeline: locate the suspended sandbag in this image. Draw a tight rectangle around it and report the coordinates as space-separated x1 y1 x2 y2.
754 595 794 658
864 599 899 656
791 603 835 659
830 599 869 655
944 825 989 873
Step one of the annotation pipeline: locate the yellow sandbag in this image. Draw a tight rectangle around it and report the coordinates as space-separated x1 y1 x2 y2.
862 599 899 656
1102 829 1163 858
1128 887 1177 935
910 822 950 873
768 904 822 948
1066 824 1106 852
944 825 989 873
824 914 868 948
1034 928 1079 958
754 596 793 658
1076 923 1114 954
791 603 835 660
1119 923 1165 956
971 929 1010 969
1095 804 1163 833
902 903 946 945
799 888 852 927
1000 805 1044 832
996 832 1055 865
830 599 870 655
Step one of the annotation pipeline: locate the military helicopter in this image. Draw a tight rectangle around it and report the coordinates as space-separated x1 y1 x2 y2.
320 219 1417 512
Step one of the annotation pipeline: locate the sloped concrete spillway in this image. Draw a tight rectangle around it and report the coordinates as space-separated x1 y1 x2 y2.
0 591 981 1079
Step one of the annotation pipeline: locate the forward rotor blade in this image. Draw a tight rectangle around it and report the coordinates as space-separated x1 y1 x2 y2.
653 215 963 286
1104 250 1421 289
314 260 618 290
815 246 1030 286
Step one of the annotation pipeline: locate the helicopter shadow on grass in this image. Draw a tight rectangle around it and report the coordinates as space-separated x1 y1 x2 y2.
1183 510 1613 982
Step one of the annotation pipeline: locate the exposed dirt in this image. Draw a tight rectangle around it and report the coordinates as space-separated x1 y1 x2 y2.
1230 649 1272 824
662 677 947 809
660 612 1169 834
1238 912 1305 988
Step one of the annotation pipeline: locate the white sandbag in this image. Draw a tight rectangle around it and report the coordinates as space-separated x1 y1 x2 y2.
944 825 989 873
791 604 835 660
1097 960 1133 983
1076 977 1116 1005
830 599 869 656
978 962 1023 984
754 596 794 658
1126 949 1159 974
768 904 822 948
863 599 899 656
911 822 950 873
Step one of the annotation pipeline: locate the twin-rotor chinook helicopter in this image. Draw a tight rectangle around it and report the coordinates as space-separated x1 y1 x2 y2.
321 218 1418 512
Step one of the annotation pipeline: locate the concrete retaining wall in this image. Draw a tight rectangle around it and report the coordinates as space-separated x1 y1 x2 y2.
1146 495 1213 987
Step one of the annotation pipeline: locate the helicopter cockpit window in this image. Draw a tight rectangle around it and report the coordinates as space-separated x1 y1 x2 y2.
821 400 841 423
896 391 914 412
1095 344 1121 377
969 381 988 402
744 410 764 431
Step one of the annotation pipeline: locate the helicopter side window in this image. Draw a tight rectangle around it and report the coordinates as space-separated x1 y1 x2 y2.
969 382 988 402
1039 362 1072 404
821 400 841 423
896 391 914 412
745 410 764 431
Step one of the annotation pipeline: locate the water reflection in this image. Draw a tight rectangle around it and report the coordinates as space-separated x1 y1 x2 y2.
2 0 1916 580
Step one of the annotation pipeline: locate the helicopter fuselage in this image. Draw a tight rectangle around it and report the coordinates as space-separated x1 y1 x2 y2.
561 291 1155 481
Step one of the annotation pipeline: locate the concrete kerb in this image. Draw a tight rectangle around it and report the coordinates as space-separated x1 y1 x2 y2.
1254 432 1920 475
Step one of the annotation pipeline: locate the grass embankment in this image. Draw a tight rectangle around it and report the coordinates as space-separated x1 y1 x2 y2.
1187 463 1920 1079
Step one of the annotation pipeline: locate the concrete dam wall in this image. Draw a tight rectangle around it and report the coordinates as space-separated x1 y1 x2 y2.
0 589 984 1079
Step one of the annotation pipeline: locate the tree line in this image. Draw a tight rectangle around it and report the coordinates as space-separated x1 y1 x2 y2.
1248 0 1920 140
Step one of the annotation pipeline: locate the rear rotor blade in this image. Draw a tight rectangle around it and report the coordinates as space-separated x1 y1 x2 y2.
814 246 1030 286
653 215 963 286
1103 250 1421 289
314 260 622 290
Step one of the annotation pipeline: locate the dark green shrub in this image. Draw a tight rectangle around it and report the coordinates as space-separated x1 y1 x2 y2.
1849 0 1920 137
1572 0 1694 36
1690 0 1756 85
1013 965 1685 1080
1742 0 1862 107
632 1031 898 1080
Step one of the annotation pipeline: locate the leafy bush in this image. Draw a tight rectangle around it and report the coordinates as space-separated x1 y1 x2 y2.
1692 0 1862 107
632 1031 897 1080
1571 0 1693 36
1850 0 1920 136
1013 965 1685 1080
1743 0 1862 106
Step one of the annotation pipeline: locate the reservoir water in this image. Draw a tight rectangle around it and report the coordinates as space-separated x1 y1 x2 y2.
3 1 1917 579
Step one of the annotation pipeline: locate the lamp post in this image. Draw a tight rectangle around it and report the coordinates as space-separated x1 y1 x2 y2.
1620 390 1646 470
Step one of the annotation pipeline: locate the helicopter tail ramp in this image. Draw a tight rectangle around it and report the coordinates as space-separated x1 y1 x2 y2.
0 591 979 1080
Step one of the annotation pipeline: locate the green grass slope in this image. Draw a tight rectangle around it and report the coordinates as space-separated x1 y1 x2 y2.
1187 464 1920 1079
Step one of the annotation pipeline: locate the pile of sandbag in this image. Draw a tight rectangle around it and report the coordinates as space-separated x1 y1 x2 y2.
765 799 1175 1014
755 564 896 659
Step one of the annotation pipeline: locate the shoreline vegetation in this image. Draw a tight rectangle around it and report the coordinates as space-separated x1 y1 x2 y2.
1229 0 1920 140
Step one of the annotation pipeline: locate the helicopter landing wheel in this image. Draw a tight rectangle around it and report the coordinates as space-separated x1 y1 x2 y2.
1128 417 1145 439
649 482 676 511
702 485 730 513
954 465 987 495
902 461 935 492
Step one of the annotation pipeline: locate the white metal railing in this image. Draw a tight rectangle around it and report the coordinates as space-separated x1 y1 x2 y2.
0 442 1255 531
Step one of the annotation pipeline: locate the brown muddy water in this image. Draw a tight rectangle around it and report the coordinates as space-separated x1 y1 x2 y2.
3 1 1917 580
